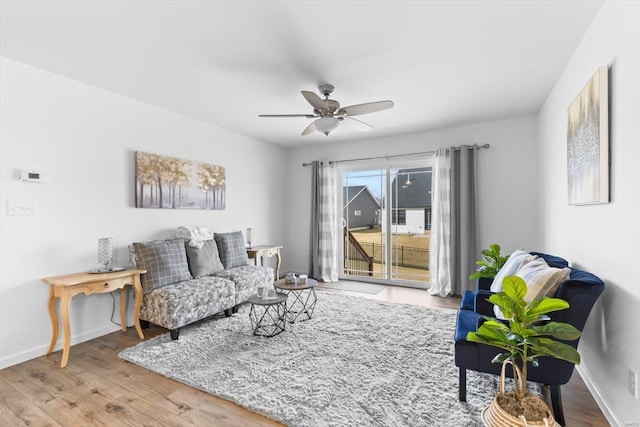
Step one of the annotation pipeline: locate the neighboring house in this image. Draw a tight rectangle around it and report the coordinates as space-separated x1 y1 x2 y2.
343 185 380 229
381 167 432 234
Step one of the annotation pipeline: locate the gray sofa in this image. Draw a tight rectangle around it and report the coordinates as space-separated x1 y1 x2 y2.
131 231 273 340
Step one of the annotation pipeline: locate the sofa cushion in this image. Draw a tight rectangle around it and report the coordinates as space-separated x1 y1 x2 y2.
213 265 273 292
140 276 235 329
490 249 537 293
185 239 224 278
133 239 192 293
214 231 250 269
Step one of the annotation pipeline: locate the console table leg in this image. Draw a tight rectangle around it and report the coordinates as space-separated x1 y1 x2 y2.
46 286 59 355
119 287 127 332
133 276 145 339
59 294 72 368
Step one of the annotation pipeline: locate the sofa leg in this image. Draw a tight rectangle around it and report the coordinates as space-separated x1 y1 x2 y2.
140 320 150 329
459 367 467 402
170 329 180 340
224 309 232 317
232 305 239 314
550 384 565 426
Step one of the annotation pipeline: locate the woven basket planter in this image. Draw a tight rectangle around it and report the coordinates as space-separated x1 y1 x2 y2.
481 361 556 427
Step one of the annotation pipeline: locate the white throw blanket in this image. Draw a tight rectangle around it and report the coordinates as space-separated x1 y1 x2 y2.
176 225 214 249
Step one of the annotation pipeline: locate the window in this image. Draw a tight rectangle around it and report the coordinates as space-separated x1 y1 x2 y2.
391 209 406 225
424 208 432 230
354 210 361 216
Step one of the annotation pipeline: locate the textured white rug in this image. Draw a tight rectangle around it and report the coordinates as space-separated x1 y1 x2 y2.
119 293 513 426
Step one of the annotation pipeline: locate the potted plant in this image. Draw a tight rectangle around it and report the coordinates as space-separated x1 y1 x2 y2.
469 243 510 280
466 276 581 426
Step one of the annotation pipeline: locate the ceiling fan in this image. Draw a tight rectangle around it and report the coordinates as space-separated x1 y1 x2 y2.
259 84 394 136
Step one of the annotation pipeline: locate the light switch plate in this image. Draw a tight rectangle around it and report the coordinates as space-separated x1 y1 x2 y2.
6 200 37 216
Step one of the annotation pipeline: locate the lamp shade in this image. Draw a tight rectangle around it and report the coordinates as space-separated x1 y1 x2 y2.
315 117 340 135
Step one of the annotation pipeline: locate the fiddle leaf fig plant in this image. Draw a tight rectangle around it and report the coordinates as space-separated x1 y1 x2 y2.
469 243 509 280
466 276 581 397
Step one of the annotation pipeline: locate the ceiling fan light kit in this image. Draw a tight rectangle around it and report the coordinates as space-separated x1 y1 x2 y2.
259 84 394 137
315 116 340 135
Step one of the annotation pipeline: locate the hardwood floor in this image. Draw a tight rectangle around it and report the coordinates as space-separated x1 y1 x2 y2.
0 283 610 426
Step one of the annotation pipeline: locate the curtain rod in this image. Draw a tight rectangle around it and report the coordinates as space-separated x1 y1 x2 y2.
301 143 490 167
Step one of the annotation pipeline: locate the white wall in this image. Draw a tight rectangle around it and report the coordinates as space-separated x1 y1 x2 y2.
287 115 540 275
537 1 640 425
0 57 288 368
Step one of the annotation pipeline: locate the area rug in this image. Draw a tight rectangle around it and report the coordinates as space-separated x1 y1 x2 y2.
119 293 532 426
318 280 386 295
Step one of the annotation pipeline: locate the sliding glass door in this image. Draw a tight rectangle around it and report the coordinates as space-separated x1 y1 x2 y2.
339 159 433 287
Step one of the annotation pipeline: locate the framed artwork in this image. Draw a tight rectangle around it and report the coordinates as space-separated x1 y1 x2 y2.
135 151 225 210
567 65 609 205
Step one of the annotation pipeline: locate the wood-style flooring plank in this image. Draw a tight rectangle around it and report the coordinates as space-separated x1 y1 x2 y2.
0 377 63 427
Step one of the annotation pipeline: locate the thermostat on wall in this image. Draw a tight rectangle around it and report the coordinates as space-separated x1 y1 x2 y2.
20 169 46 183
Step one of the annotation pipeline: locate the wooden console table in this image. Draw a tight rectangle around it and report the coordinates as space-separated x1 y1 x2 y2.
42 268 146 368
247 245 282 280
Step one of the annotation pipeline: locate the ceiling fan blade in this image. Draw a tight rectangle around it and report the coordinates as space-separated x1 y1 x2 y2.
301 121 317 136
259 114 317 118
301 91 328 112
338 100 394 117
339 116 373 132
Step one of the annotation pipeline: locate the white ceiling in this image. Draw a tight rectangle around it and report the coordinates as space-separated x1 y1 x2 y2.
0 1 603 147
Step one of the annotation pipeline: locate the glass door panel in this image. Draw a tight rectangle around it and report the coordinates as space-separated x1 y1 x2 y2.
341 170 386 279
389 166 432 283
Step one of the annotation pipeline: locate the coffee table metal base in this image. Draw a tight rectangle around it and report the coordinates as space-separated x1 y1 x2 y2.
282 288 317 322
249 300 287 337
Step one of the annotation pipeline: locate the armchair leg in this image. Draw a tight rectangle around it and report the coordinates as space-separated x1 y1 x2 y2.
170 328 180 340
459 367 467 401
550 384 565 426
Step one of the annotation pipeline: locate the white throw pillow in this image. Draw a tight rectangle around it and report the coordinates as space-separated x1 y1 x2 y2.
493 257 571 319
490 249 537 293
491 249 537 319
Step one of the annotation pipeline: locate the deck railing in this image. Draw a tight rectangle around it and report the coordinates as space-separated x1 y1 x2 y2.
343 229 374 276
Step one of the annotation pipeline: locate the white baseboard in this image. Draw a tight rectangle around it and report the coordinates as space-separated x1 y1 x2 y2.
576 364 620 426
0 325 121 370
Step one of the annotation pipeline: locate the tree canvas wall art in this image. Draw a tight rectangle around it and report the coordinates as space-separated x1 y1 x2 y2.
567 65 609 205
135 151 225 210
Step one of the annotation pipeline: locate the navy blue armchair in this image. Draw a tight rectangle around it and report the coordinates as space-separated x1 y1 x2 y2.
454 252 605 426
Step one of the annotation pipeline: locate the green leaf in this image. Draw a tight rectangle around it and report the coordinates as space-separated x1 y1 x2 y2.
491 352 513 364
503 276 527 300
533 322 581 340
532 338 581 364
490 243 501 254
466 332 512 351
529 298 570 315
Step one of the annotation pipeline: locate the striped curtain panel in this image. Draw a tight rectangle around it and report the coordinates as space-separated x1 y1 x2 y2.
428 148 452 297
309 161 339 282
429 145 480 297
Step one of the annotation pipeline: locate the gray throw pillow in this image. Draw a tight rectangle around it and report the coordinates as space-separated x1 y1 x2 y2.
185 239 225 278
133 239 192 293
214 231 249 269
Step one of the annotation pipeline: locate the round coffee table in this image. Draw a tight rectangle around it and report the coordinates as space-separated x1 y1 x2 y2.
274 278 318 322
247 292 288 337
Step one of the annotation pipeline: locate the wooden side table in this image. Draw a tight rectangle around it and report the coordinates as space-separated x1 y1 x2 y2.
42 268 147 368
247 245 282 280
